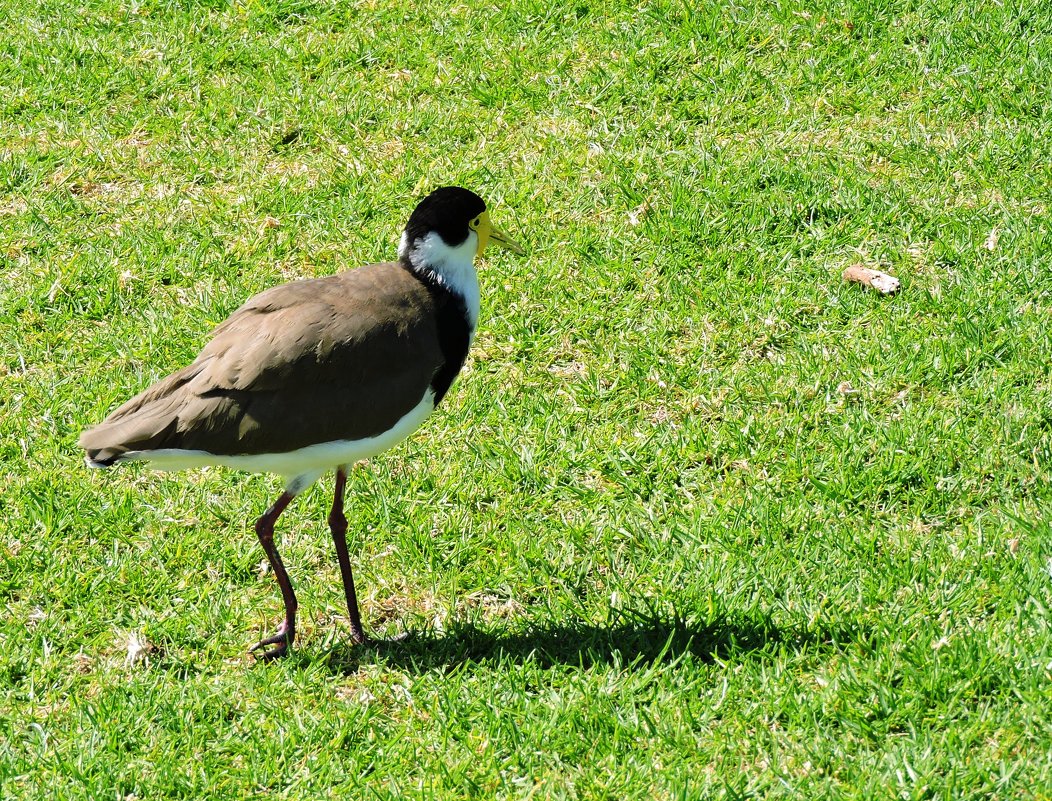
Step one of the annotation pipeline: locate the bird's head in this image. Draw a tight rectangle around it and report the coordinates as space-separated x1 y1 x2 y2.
399 186 523 271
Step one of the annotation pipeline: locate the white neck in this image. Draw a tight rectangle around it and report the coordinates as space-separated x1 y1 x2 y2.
399 231 481 330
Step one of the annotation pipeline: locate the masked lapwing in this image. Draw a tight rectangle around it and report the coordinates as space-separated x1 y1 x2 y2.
80 186 523 660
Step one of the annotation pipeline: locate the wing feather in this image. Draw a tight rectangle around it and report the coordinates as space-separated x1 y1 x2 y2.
80 263 444 461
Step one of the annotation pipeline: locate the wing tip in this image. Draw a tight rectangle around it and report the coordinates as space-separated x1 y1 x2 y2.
82 443 125 468
84 453 117 469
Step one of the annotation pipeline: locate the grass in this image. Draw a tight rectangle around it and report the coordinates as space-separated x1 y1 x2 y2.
2 0 1052 797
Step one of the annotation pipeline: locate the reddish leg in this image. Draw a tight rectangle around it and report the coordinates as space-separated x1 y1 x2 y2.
329 467 369 644
250 491 297 660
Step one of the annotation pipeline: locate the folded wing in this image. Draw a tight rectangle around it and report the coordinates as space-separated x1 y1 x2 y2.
80 264 444 464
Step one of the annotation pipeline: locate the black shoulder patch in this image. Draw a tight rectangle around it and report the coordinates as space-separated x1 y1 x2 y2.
411 272 472 405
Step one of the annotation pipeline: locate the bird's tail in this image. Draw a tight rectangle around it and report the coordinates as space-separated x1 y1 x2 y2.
79 362 202 468
84 452 120 469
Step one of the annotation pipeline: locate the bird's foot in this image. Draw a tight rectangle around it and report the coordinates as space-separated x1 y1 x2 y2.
250 620 294 661
349 627 372 647
347 628 409 647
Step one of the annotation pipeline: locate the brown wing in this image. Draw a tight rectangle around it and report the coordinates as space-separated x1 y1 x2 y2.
80 263 444 462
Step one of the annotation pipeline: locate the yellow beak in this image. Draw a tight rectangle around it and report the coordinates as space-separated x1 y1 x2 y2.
475 210 524 256
487 224 525 255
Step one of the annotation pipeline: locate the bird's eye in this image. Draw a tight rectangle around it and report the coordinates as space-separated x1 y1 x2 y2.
470 217 481 229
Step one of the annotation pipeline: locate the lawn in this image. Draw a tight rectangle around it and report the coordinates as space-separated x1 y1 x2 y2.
2 0 1052 797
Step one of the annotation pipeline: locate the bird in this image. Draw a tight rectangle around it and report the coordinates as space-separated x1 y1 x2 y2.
79 186 523 659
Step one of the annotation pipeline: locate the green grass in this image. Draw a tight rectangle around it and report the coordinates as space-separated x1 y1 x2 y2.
3 0 1052 797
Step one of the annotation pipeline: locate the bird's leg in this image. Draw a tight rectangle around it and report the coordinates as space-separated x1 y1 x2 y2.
329 467 369 644
250 491 297 660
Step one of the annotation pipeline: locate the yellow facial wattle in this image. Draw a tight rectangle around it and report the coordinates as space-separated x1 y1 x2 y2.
470 210 524 257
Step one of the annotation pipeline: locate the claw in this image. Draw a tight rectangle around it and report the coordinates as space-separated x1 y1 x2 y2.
250 641 289 661
250 620 294 660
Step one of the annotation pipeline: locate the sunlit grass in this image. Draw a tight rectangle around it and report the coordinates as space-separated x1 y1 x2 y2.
2 0 1051 798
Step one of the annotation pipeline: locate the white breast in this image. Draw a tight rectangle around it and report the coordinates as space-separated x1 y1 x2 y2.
399 230 481 331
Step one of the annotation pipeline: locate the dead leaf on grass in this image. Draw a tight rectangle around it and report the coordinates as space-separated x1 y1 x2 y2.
842 265 900 295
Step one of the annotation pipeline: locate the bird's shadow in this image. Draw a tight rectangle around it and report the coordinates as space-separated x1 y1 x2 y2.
312 605 866 675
